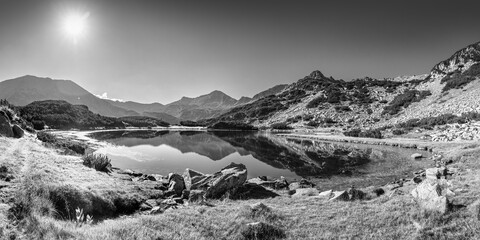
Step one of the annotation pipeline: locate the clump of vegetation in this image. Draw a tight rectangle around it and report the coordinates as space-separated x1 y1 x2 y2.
306 96 327 108
344 129 382 139
180 120 207 127
239 222 286 240
334 106 351 112
302 114 314 121
119 116 169 128
37 132 87 155
208 121 258 131
270 122 293 130
82 154 112 173
441 63 480 92
306 120 320 128
396 112 480 130
19 100 124 130
382 90 432 115
392 129 405 135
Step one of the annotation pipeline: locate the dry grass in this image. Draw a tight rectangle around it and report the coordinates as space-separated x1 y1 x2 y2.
2 136 480 239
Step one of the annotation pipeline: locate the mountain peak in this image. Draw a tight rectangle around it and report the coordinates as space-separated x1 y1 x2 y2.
430 41 480 78
307 70 325 80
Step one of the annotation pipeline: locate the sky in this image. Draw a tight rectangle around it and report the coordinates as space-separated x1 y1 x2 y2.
1 0 480 104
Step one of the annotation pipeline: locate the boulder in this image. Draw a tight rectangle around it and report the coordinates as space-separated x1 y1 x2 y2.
292 188 319 198
318 190 333 199
246 176 288 190
411 179 452 214
329 191 349 201
12 125 24 138
0 114 13 138
167 173 185 197
288 178 314 190
183 163 247 199
204 163 247 199
183 168 211 190
411 153 423 159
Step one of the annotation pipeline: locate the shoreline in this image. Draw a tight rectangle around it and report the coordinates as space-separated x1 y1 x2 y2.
276 132 465 152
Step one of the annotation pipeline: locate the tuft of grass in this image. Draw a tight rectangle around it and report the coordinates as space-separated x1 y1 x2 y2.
82 154 112 173
238 222 286 240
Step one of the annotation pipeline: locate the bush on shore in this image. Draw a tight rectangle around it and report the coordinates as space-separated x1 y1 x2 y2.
82 154 112 173
270 122 293 130
343 129 383 139
208 121 258 131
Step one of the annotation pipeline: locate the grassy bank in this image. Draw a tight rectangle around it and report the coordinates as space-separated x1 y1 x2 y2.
1 134 480 239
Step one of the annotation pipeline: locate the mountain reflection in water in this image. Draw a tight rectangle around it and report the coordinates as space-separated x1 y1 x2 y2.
89 130 429 185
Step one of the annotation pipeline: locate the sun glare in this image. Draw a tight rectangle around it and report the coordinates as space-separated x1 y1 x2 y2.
63 11 89 44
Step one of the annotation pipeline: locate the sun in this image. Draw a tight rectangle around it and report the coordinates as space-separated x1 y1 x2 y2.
63 11 89 44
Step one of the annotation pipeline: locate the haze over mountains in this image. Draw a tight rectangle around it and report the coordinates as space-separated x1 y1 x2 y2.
0 75 287 123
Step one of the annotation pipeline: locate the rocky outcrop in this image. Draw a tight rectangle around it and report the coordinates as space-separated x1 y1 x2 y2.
181 163 248 199
431 122 480 142
204 163 247 198
0 114 13 137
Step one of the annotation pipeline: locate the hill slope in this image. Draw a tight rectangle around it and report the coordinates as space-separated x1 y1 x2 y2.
210 41 480 130
0 76 138 117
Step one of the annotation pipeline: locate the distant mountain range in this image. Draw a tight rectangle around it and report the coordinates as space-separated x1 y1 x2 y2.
0 75 286 123
3 41 480 129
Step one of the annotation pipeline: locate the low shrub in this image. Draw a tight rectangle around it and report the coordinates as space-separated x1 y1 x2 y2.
382 90 432 115
82 154 112 173
238 222 286 240
270 122 293 130
344 129 382 139
334 106 351 112
302 114 314 121
179 120 206 127
441 63 480 92
208 121 258 131
306 120 320 128
392 129 405 135
306 96 326 108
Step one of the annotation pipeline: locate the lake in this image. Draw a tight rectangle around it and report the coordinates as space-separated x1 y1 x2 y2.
89 130 431 189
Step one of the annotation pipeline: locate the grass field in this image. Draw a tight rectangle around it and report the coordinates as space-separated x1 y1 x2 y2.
1 135 480 239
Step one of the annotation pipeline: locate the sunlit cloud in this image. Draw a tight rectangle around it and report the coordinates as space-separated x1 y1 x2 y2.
95 92 126 102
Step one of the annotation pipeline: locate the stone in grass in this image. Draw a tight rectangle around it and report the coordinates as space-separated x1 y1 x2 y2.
411 153 423 159
318 190 333 199
329 191 349 201
411 179 452 214
239 222 286 240
291 188 319 198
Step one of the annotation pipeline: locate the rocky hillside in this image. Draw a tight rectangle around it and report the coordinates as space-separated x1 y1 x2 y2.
0 100 29 138
210 41 480 130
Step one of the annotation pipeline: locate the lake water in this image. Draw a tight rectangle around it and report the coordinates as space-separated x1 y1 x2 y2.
89 130 431 189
